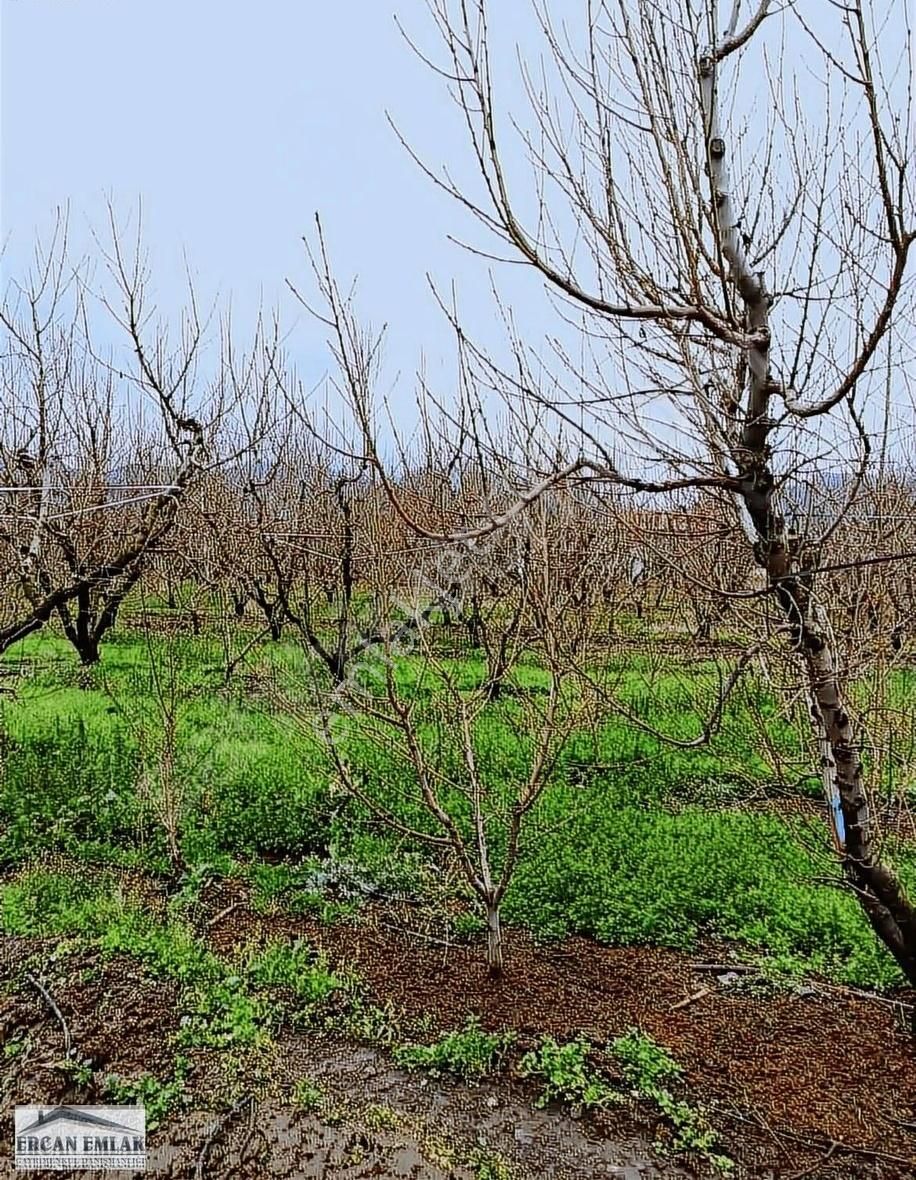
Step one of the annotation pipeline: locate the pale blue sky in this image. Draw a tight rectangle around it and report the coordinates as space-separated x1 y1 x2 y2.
1 0 546 398
1 1 912 460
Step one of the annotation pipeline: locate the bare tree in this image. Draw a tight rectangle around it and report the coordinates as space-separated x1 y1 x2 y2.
383 0 916 986
0 214 209 663
315 513 580 978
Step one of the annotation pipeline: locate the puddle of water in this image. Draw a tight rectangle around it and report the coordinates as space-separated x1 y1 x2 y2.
148 1110 458 1179
48 1036 685 1178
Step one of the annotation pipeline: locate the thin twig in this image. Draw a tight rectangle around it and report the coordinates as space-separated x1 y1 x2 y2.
373 917 456 949
784 1141 837 1180
206 901 241 929
25 973 72 1056
815 981 914 1015
882 1113 916 1135
690 962 758 975
722 1108 916 1167
670 987 712 1011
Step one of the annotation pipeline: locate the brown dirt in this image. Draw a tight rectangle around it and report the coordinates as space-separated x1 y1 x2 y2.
206 886 916 1178
0 936 682 1179
0 938 180 1097
1 883 914 1179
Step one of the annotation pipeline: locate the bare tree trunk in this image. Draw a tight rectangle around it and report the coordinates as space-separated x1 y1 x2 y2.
251 578 284 640
696 14 916 991
737 466 916 987
56 567 143 667
799 601 916 985
485 900 504 980
231 587 248 619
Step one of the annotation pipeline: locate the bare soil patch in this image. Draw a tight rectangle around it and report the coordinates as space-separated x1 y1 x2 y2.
1 882 914 1179
206 886 916 1177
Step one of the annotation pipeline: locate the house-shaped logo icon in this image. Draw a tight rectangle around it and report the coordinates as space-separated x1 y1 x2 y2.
15 1104 146 1171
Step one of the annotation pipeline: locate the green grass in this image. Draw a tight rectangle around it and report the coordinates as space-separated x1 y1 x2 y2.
291 1078 326 1113
0 634 336 867
503 794 914 987
1 627 914 989
0 869 355 1051
609 1029 732 1173
0 870 223 984
518 1036 619 1110
103 1056 192 1131
242 938 353 1015
519 1030 732 1172
610 1027 682 1091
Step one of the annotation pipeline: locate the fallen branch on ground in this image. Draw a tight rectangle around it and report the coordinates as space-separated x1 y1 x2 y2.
670 987 712 1011
25 972 72 1057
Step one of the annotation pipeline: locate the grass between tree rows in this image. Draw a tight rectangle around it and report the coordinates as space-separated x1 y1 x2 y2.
1 630 914 988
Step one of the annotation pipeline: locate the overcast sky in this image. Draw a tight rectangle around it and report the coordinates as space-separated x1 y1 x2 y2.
2 1 913 460
1 0 552 410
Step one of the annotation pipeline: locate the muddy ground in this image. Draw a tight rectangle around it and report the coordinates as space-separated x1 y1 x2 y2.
1 883 914 1180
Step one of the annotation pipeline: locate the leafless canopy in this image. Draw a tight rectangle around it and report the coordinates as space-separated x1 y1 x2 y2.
372 0 916 984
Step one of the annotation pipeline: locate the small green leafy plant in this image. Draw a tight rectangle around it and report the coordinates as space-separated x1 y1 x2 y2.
362 1103 400 1131
609 1028 732 1174
518 1036 619 1110
393 1017 513 1080
103 1055 191 1131
178 978 270 1050
452 912 486 939
59 1055 95 1087
610 1027 682 1091
243 938 351 1018
292 1078 325 1113
467 1146 513 1180
343 998 403 1046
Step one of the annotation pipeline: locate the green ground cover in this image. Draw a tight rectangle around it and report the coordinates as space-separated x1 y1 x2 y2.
1 627 914 987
